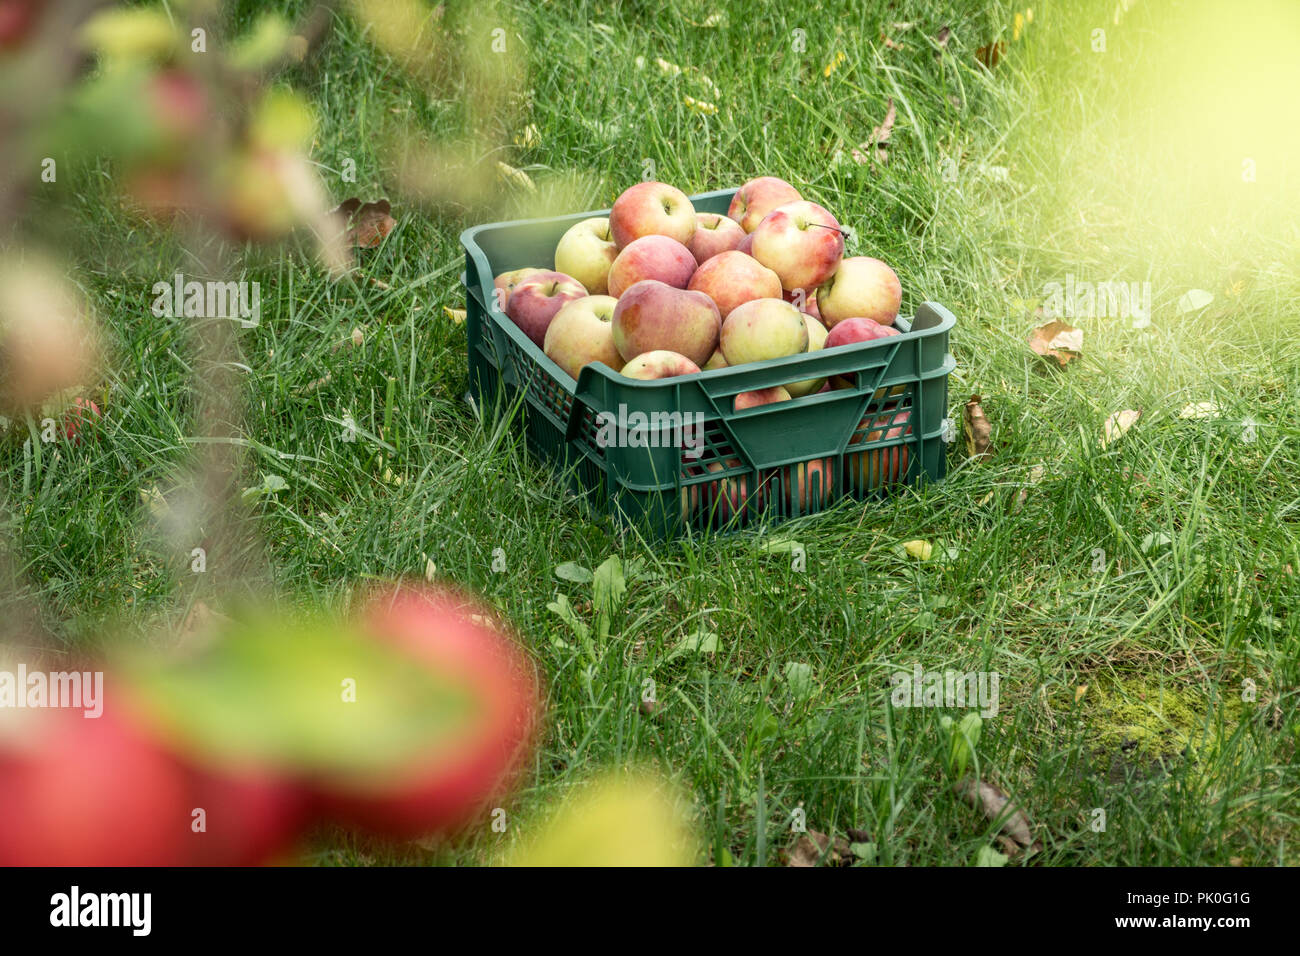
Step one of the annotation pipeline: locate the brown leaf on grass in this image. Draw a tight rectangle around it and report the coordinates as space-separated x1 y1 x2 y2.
1027 320 1083 367
329 198 396 248
963 394 992 461
936 26 952 48
1101 409 1141 449
852 98 896 165
784 829 852 867
976 41 1005 68
953 778 1041 856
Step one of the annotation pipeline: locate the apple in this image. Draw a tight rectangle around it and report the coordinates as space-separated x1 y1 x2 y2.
735 386 791 411
703 350 728 371
750 200 845 292
63 397 101 444
718 298 808 366
727 176 802 233
505 271 588 347
784 315 829 397
543 295 622 381
609 181 696 249
554 217 618 295
816 256 902 328
612 279 720 367
493 267 546 311
687 212 746 265
826 318 901 388
183 761 306 866
803 294 822 321
150 69 208 145
322 582 540 839
607 235 697 297
779 456 836 513
824 316 900 349
681 458 762 523
0 0 40 49
620 350 701 380
687 250 782 320
737 232 755 256
0 261 101 414
0 706 193 866
847 409 911 489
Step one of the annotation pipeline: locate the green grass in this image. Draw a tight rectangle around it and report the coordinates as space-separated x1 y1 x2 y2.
5 0 1299 865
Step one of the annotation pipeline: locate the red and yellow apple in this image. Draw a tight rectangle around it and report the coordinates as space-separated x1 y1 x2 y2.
554 217 618 295
727 176 802 233
543 295 622 380
779 456 836 513
718 297 809 366
612 279 720 367
493 267 545 310
784 315 829 397
847 409 911 489
505 271 588 347
607 235 697 297
816 256 902 328
735 385 791 410
609 181 696 248
620 350 702 380
687 212 746 264
687 250 782 320
750 200 845 292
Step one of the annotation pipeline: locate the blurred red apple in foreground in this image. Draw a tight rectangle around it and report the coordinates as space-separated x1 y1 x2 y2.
63 397 101 444
0 706 191 866
321 583 541 838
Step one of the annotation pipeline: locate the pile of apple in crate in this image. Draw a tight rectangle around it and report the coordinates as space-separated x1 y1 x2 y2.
497 177 904 390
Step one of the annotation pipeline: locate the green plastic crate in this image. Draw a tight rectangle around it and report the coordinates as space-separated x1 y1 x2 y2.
460 187 956 537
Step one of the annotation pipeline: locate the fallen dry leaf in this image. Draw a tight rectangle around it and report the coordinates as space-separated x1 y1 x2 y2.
954 778 1041 856
1178 401 1220 420
902 539 933 561
784 829 852 867
963 394 992 460
852 98 896 165
329 198 396 249
1027 320 1083 367
935 26 952 48
443 305 467 325
496 161 536 192
1101 409 1141 449
976 40 1005 68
